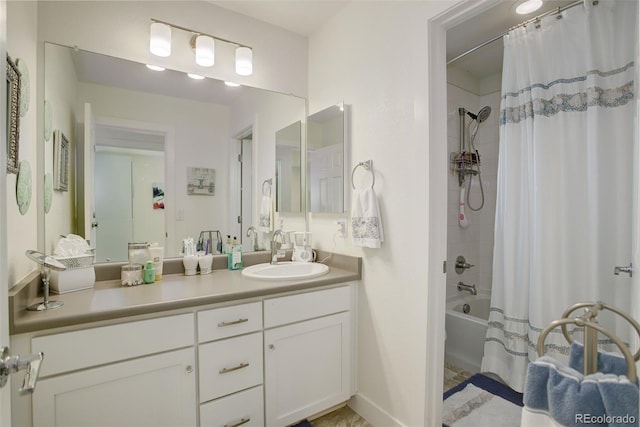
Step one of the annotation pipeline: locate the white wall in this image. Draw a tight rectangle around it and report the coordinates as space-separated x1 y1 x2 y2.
6 1 38 285
308 2 454 426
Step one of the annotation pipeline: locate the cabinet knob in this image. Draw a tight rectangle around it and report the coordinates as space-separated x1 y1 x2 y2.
269 344 275 350
185 365 193 374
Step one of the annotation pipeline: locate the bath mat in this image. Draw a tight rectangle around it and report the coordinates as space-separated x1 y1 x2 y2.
443 373 523 427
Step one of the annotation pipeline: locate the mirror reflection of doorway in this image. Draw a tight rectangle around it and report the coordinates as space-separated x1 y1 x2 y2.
93 126 165 262
236 132 253 252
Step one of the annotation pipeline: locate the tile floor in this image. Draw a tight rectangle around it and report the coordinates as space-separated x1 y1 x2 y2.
443 362 473 391
311 406 373 427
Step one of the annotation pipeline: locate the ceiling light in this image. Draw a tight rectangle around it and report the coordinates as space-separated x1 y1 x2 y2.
146 64 165 71
150 22 171 57
195 35 215 67
516 0 543 15
224 81 241 87
235 47 253 76
187 73 205 80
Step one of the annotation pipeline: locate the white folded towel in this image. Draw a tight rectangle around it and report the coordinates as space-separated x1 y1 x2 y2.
351 187 384 248
259 195 273 232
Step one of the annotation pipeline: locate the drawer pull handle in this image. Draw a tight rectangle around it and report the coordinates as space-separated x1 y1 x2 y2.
224 417 251 427
219 362 249 374
218 318 249 327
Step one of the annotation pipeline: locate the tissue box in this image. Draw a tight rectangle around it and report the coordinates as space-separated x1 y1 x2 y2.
50 267 96 294
50 254 96 294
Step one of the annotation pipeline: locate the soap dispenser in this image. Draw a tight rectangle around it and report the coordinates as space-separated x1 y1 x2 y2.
143 260 156 284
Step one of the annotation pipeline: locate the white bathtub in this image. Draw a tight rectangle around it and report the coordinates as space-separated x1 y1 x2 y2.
444 292 490 373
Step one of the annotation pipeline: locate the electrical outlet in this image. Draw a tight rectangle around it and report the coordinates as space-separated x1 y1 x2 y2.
336 219 347 238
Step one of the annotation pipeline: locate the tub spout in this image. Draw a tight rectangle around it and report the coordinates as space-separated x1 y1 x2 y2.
457 281 477 295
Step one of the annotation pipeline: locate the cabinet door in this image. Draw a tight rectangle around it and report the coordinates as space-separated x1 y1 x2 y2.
264 312 351 427
33 348 196 427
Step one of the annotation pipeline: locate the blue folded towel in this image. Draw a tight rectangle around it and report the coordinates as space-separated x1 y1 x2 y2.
522 356 638 427
569 342 629 377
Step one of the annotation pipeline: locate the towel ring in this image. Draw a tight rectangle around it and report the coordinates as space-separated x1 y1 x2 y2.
351 160 375 189
537 318 637 383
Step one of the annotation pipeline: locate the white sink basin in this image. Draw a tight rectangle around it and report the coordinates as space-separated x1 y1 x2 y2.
241 262 329 281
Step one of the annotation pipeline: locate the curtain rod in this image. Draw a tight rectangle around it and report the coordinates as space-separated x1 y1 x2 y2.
447 0 590 65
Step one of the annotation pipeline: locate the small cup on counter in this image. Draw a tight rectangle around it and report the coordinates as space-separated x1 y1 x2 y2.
121 264 143 286
198 253 213 275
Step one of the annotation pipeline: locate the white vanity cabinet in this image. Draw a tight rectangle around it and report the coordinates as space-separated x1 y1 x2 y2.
198 302 265 427
29 314 197 427
263 286 353 427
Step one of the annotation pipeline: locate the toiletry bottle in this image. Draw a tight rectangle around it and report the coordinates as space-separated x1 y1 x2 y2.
143 260 156 284
224 235 232 254
228 236 243 270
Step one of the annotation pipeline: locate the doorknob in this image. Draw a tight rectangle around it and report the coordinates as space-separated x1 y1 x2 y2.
0 346 45 394
614 263 633 277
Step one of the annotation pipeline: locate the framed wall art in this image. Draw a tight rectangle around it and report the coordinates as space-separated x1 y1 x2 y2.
53 130 70 191
187 167 215 196
6 54 21 174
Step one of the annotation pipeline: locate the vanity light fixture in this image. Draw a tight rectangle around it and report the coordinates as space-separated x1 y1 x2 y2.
146 64 166 71
150 19 253 76
187 73 205 80
149 22 172 57
516 0 543 15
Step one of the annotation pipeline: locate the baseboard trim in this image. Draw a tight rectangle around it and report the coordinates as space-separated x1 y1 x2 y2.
348 393 406 427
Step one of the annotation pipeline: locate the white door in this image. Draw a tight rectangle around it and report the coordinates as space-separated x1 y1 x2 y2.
0 0 12 422
94 153 133 262
77 103 96 246
240 137 253 251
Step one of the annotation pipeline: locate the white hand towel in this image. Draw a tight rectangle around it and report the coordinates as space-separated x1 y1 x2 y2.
259 195 273 232
351 187 384 248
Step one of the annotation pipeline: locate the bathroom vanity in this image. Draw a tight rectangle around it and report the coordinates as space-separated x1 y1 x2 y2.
8 252 360 427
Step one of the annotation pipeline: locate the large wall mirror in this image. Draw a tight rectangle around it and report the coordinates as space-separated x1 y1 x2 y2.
307 103 348 213
43 42 306 262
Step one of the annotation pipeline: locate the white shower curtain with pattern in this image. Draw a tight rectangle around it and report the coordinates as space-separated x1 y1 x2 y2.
481 0 638 393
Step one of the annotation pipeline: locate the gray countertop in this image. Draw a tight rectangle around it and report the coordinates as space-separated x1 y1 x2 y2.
9 251 361 335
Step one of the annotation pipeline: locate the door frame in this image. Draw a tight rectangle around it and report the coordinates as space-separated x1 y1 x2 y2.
229 125 254 251
425 1 502 425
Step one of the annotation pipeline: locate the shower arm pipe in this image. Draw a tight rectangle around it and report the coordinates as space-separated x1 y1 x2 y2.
447 0 587 65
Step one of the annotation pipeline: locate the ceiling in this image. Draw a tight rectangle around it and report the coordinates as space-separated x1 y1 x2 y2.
212 0 576 80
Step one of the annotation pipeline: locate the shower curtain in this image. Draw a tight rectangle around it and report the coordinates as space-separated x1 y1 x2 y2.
481 0 638 393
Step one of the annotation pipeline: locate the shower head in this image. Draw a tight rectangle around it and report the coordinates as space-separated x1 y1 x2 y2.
466 106 492 123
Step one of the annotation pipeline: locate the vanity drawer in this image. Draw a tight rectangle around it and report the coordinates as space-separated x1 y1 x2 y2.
33 314 194 377
200 385 264 427
264 286 351 328
199 332 263 402
198 302 262 343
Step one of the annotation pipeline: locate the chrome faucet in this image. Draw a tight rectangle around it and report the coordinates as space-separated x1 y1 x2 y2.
457 281 477 295
246 226 258 251
271 230 286 264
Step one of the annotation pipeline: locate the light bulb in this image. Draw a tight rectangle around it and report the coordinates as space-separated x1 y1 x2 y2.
235 47 253 76
150 22 171 57
195 35 215 67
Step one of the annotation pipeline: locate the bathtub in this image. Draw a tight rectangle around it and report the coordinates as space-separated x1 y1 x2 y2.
444 292 491 373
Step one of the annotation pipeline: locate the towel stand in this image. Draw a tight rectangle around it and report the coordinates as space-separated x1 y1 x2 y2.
537 301 640 382
351 160 375 189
